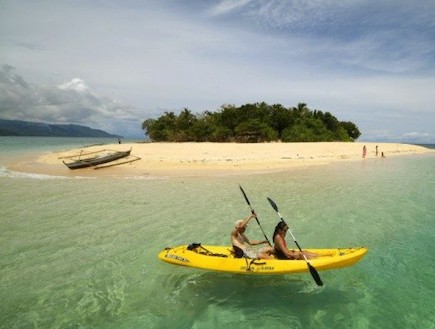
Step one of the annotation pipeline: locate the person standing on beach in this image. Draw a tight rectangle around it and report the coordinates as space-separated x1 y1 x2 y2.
376 145 378 156
231 213 273 259
362 145 367 158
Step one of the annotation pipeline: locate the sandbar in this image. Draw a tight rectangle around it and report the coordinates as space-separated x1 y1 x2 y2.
7 142 433 178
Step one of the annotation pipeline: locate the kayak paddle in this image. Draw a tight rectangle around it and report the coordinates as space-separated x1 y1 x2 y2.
267 197 323 286
239 185 272 246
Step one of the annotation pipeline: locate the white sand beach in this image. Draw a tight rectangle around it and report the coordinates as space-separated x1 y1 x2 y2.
8 142 433 178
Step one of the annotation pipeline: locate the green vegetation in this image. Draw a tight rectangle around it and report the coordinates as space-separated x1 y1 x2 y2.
142 102 361 142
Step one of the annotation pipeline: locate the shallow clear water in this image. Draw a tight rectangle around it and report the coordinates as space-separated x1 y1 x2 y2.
1 138 434 328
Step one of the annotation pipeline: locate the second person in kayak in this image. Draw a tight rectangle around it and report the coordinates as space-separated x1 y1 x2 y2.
273 221 320 260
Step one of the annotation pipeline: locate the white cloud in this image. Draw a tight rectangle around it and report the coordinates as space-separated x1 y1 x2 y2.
402 132 432 139
209 0 252 16
58 79 89 92
0 65 143 137
382 131 434 144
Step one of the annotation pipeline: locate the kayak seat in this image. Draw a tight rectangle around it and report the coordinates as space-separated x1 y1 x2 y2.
232 246 244 258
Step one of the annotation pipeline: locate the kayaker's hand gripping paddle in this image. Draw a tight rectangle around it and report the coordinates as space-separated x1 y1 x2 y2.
239 185 272 246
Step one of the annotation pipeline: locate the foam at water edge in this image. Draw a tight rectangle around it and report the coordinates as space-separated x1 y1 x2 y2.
0 166 94 180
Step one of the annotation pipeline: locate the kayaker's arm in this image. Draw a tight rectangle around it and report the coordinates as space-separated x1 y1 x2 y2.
242 213 268 245
240 213 256 228
247 238 269 245
235 213 269 246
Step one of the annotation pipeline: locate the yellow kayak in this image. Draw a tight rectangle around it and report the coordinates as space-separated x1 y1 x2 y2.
158 244 368 275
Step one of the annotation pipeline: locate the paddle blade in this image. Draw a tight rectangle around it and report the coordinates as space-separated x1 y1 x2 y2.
308 263 323 286
267 197 278 212
239 184 251 206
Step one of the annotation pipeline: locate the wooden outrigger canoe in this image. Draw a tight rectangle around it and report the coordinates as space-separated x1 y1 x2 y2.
62 148 132 169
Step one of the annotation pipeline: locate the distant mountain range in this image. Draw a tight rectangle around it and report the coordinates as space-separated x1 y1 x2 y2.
0 119 120 137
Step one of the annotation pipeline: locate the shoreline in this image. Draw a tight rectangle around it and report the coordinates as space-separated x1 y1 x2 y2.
6 142 434 178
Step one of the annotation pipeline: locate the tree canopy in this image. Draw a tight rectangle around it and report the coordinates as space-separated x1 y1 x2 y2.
142 102 361 142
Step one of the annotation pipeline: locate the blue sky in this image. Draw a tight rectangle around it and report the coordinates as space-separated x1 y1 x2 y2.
1 0 434 141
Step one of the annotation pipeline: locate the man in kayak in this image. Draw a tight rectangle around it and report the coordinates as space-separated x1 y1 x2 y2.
231 212 273 259
273 221 319 260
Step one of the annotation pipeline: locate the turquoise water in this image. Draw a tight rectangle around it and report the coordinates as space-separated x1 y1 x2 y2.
1 138 434 328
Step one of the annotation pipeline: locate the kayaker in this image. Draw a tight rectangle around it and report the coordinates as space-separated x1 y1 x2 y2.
273 221 319 260
231 212 273 259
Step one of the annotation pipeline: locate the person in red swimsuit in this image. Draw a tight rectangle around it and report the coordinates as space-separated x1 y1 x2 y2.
272 221 319 260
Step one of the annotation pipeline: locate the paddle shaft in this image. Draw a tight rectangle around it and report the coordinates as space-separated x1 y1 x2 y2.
267 197 323 286
239 185 272 246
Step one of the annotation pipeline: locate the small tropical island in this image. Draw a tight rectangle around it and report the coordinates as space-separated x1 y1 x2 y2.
8 101 431 178
142 102 361 143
